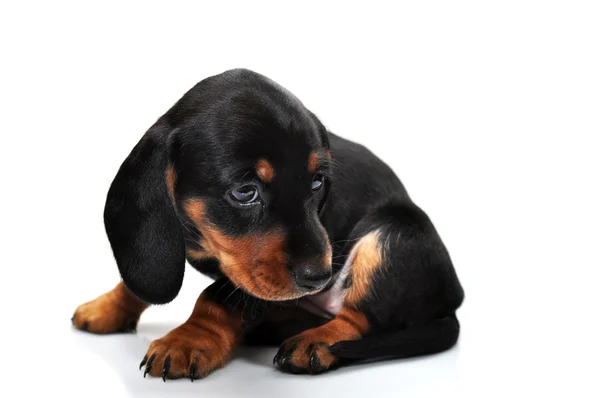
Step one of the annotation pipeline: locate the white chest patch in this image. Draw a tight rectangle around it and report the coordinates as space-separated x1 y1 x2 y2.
298 245 359 319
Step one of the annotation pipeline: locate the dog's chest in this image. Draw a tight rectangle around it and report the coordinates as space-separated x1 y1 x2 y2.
299 284 347 319
298 250 355 319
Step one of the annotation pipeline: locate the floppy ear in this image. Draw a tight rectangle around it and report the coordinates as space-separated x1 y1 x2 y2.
103 125 185 304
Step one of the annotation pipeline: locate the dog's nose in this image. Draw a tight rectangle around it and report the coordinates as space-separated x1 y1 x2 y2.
293 268 332 292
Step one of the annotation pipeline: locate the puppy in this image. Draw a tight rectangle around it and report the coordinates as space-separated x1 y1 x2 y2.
72 69 464 379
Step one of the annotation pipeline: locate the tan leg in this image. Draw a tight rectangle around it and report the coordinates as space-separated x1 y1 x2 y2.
274 307 369 373
72 282 149 334
140 291 243 380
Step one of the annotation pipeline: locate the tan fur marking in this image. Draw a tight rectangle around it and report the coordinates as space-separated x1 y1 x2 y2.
309 150 332 173
324 246 332 267
256 159 274 183
144 292 243 379
186 248 215 261
72 282 149 334
345 231 382 306
295 307 368 344
166 165 177 204
319 222 333 266
184 200 307 301
308 152 320 174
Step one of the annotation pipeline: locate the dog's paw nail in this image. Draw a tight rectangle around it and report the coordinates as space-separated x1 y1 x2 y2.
309 350 325 374
189 363 198 381
280 355 291 367
143 354 156 378
139 356 147 370
162 356 171 382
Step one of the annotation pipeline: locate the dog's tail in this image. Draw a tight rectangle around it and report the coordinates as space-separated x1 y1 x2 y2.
329 314 459 361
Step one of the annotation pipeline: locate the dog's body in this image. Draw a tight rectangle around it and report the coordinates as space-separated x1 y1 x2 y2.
73 69 464 378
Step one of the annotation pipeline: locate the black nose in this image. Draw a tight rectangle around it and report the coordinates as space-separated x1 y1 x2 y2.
293 268 332 292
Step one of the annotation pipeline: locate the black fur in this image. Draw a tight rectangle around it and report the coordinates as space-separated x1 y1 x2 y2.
103 68 464 367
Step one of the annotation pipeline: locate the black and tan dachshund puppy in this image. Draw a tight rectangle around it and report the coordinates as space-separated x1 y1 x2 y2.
72 69 464 379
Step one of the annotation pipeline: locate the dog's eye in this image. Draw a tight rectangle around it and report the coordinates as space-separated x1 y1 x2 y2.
311 174 325 191
230 185 259 204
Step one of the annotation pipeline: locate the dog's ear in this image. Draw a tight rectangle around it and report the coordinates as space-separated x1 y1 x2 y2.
103 124 184 304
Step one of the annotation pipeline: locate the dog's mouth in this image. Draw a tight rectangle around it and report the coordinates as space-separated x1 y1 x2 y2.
238 262 331 301
216 244 333 301
211 236 333 301
214 255 330 302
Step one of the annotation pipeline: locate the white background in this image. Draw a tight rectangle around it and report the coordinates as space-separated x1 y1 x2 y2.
1 1 599 397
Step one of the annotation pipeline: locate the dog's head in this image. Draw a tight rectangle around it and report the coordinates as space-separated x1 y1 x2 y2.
104 69 333 304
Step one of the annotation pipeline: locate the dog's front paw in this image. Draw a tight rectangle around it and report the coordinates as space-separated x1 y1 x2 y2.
72 290 141 334
140 324 233 381
274 308 368 374
274 333 339 375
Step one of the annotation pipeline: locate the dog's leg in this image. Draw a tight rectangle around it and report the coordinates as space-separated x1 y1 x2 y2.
274 203 463 374
273 231 379 374
72 282 149 333
140 279 250 380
